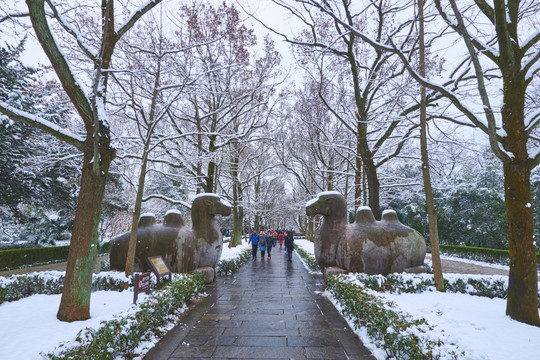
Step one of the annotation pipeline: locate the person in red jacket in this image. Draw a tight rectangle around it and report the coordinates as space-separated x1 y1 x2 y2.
278 231 285 249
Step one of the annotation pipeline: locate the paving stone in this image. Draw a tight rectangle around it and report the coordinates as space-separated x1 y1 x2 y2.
195 320 242 328
286 335 340 347
223 326 300 337
188 327 225 336
171 345 216 358
298 327 335 337
201 314 232 321
212 345 306 359
234 335 287 347
286 320 329 329
181 335 237 346
232 313 294 321
239 319 286 329
304 346 349 359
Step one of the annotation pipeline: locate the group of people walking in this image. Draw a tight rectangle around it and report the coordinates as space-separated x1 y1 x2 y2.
248 229 295 262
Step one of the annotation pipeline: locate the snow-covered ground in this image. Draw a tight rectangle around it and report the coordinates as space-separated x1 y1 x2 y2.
0 240 251 360
295 239 540 360
0 290 148 360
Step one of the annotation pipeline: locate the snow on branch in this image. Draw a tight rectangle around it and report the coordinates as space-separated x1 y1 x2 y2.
434 0 498 62
522 28 540 54
142 194 191 209
115 0 163 39
525 108 540 135
523 48 540 81
27 0 94 125
0 100 85 150
0 12 29 23
45 0 98 61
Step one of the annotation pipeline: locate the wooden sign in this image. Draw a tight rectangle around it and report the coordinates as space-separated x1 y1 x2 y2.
147 256 172 289
133 272 151 304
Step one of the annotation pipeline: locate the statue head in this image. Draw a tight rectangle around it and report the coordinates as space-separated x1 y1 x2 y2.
191 193 232 220
306 191 347 219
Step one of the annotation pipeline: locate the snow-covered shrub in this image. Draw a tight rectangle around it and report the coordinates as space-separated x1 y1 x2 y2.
216 248 251 275
348 272 534 301
0 271 130 304
295 246 322 272
44 274 205 360
327 274 465 360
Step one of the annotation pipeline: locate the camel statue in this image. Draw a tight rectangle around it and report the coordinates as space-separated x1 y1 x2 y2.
109 193 231 283
306 192 426 277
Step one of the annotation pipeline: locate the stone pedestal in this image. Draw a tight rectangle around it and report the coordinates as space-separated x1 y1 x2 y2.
323 266 348 283
192 266 215 284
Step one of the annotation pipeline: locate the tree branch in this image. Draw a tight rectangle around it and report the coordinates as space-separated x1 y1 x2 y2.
116 0 163 39
0 100 85 150
26 0 94 125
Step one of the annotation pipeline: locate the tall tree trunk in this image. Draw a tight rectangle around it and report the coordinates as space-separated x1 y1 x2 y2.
124 152 149 276
502 79 539 325
364 158 381 219
230 159 243 247
57 138 114 321
254 174 261 230
354 152 362 211
418 0 444 292
230 204 243 247
504 162 538 325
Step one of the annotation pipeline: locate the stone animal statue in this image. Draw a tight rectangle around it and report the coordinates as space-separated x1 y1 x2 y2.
305 192 426 276
109 193 231 283
306 191 365 273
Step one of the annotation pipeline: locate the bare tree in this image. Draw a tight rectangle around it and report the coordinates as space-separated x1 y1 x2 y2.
109 11 200 276
266 0 421 219
0 0 161 321
300 0 540 326
418 0 444 292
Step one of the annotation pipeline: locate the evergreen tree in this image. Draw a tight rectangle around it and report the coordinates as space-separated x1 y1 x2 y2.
0 40 80 244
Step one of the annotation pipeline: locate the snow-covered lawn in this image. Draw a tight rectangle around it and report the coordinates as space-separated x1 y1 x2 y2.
382 291 540 360
0 240 250 360
0 290 148 360
221 236 251 261
295 239 540 360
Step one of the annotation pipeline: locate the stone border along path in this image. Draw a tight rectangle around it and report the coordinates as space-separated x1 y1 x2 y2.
145 247 377 360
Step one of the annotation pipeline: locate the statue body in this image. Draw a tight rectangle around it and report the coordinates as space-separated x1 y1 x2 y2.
306 192 426 276
109 194 231 282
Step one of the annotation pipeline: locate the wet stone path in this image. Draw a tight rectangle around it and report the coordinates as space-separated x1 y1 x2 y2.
146 247 376 360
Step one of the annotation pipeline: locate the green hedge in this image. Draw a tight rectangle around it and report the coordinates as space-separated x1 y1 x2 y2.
216 249 251 275
295 246 322 272
432 244 540 270
327 275 464 359
0 272 130 305
0 243 111 270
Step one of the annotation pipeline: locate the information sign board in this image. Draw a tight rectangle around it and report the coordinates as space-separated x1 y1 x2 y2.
147 256 172 288
133 272 151 304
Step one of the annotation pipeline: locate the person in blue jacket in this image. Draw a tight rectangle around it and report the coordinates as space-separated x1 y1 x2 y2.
248 229 259 260
259 231 268 260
